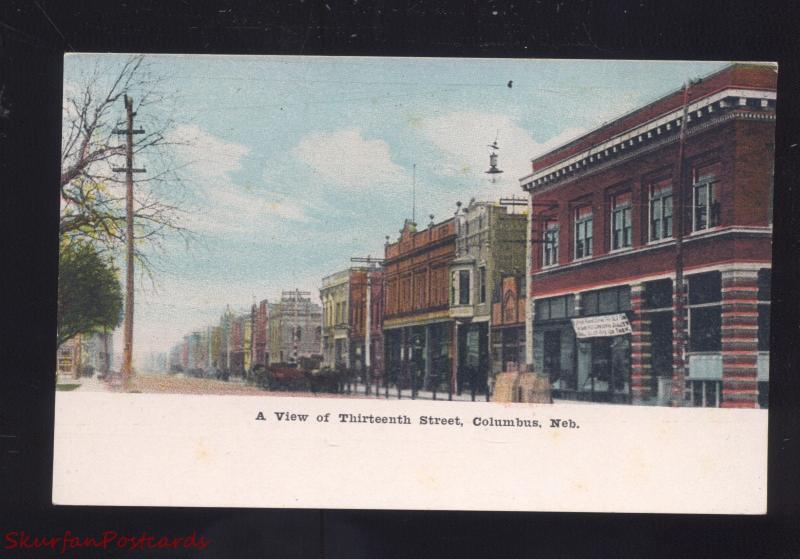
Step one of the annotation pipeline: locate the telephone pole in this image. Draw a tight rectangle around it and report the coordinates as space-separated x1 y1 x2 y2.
113 95 146 391
671 79 698 406
351 256 384 395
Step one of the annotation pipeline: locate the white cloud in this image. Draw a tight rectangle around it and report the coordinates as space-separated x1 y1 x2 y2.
292 128 408 190
167 125 310 233
169 123 251 185
417 111 584 196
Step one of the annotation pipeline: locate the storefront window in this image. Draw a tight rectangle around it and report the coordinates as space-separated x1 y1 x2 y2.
690 380 721 407
543 330 561 376
581 286 630 316
688 272 722 352
758 269 771 351
644 278 672 309
535 295 576 322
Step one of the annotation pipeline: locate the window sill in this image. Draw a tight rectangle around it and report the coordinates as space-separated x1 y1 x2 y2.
608 246 633 254
647 237 673 246
689 226 722 237
571 255 593 263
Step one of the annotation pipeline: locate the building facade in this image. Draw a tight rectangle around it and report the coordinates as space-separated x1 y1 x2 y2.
491 274 527 376
320 270 351 368
383 218 456 392
320 264 384 383
450 200 527 396
268 291 322 364
519 63 775 408
253 299 270 368
56 332 113 378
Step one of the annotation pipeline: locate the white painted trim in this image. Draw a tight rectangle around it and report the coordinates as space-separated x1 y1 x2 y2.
520 88 776 186
532 261 771 300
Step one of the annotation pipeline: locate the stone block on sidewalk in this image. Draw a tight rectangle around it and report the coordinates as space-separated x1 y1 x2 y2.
491 371 552 404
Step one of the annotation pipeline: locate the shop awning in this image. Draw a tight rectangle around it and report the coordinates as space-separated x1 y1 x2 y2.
570 313 632 339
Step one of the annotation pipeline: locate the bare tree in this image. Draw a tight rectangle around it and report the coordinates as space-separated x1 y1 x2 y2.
60 54 193 275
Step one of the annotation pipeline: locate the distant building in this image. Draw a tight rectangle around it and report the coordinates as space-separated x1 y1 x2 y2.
253 299 270 368
243 311 253 373
320 264 384 381
320 270 351 368
57 333 114 378
269 291 322 364
365 266 385 384
218 307 236 373
229 316 245 376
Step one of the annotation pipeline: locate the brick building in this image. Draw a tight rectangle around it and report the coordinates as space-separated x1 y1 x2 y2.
383 218 457 392
366 266 385 384
321 264 384 382
228 316 245 376
519 63 775 407
253 299 270 368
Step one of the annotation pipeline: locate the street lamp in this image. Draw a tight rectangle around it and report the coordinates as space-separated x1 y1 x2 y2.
485 137 504 182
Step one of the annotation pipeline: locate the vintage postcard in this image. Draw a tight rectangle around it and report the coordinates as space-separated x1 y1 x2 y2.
53 55 774 513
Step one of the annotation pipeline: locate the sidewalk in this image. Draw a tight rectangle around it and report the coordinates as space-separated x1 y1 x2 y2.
56 373 112 392
345 382 490 402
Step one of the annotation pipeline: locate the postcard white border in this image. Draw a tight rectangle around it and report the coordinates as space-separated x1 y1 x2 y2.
53 392 767 514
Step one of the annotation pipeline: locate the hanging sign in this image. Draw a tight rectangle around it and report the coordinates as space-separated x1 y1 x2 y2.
571 313 632 339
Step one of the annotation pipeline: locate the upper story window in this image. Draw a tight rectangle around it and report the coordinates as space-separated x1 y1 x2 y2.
573 206 593 260
649 179 673 242
458 269 471 305
610 192 632 250
542 218 559 267
693 162 722 232
478 266 487 304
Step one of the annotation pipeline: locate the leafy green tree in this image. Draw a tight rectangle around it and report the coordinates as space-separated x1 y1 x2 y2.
57 241 123 348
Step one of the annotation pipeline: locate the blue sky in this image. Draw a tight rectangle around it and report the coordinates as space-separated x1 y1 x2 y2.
63 55 729 364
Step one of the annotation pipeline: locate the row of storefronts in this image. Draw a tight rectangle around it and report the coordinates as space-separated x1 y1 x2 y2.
322 202 529 398
168 291 322 377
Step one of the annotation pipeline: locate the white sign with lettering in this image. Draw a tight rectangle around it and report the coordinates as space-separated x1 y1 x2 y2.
571 313 632 339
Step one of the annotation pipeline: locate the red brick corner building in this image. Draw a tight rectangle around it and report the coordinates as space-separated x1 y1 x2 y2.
520 63 775 408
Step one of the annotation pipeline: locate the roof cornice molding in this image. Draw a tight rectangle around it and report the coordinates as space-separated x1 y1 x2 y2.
520 87 776 193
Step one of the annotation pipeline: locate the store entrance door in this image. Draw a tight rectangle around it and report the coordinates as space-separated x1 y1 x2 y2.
577 335 631 402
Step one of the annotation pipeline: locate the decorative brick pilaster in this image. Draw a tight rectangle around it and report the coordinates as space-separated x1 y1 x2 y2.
721 270 759 408
629 284 652 404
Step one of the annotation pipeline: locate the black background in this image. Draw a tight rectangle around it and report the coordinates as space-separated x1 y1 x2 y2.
1 1 799 558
